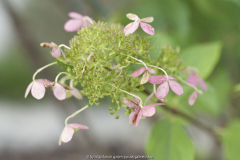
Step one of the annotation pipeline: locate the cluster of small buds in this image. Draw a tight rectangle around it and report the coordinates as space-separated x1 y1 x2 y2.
25 12 208 145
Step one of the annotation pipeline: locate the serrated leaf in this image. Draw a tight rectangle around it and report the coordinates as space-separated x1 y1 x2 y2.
146 119 195 160
221 120 240 160
180 42 222 79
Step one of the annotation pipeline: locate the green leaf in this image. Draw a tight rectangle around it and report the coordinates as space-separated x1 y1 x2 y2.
221 120 240 160
180 42 222 79
146 119 195 160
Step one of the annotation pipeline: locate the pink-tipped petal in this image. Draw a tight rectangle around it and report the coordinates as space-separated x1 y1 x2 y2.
69 88 82 100
68 12 83 19
68 123 89 130
132 67 146 78
60 126 74 143
156 81 169 99
188 91 197 106
53 83 66 100
140 22 155 35
126 13 139 21
199 78 208 91
31 82 45 100
25 81 33 98
124 22 139 35
169 80 184 95
147 67 155 74
129 107 141 126
122 97 138 107
142 105 156 117
52 47 61 58
135 109 143 128
188 74 198 86
144 92 155 106
148 75 166 84
64 19 82 32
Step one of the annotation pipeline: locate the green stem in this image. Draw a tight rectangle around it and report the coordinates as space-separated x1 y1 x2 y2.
32 62 57 81
65 105 90 125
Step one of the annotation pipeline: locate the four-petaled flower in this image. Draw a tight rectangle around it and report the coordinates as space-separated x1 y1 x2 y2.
124 13 155 35
123 95 164 127
25 79 51 100
148 75 184 99
188 72 208 91
132 67 155 84
59 123 89 145
64 12 93 32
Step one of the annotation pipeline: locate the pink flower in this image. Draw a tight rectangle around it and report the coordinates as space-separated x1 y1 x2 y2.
25 79 51 100
124 13 155 35
69 80 82 100
123 95 164 127
64 12 93 32
188 72 208 91
188 90 203 106
132 67 155 84
59 123 89 145
148 75 184 99
40 42 66 59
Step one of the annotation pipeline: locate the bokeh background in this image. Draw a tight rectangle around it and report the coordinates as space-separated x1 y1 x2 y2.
0 0 240 160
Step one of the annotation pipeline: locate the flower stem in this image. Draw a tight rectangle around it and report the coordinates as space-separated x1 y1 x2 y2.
177 76 202 93
55 72 72 83
58 44 71 50
128 55 148 69
147 64 169 81
65 105 90 126
32 62 57 81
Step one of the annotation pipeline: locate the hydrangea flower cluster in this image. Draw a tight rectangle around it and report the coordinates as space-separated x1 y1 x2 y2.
25 12 207 145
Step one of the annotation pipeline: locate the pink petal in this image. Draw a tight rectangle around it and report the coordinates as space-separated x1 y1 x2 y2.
60 126 74 143
148 75 166 84
51 47 61 58
156 81 169 99
162 75 175 80
132 67 146 78
124 22 139 35
142 104 156 117
155 92 165 102
144 92 154 106
68 123 89 130
31 82 46 100
199 78 208 91
87 52 94 61
64 19 82 32
35 79 51 86
53 83 66 100
69 88 82 100
188 74 198 86
147 67 155 74
135 109 143 128
188 91 197 106
60 49 67 60
25 81 33 98
129 107 141 126
169 80 184 95
68 12 83 19
140 71 149 84
123 97 138 107
140 22 155 35
126 13 139 21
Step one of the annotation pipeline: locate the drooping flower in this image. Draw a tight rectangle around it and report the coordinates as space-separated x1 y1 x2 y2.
64 12 93 32
25 79 51 100
122 95 164 127
59 123 89 145
188 72 208 91
188 90 203 106
132 67 155 84
40 42 66 60
148 75 184 99
45 82 73 101
124 13 155 35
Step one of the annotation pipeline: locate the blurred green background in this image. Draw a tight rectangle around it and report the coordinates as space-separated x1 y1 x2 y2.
0 0 240 160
